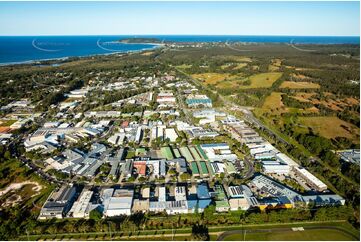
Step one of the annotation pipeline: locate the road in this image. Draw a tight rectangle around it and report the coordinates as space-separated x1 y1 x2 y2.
216 225 359 241
242 157 254 180
174 67 290 146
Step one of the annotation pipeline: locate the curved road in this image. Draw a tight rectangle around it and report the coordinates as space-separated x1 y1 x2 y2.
216 225 359 241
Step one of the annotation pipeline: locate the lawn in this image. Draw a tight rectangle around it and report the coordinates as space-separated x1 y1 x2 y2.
298 116 360 142
192 73 231 85
222 229 357 241
280 81 320 89
240 72 283 89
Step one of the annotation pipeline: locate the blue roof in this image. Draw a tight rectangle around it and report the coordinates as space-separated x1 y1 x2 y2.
187 199 198 209
197 183 211 199
198 199 211 209
186 99 212 105
200 143 228 148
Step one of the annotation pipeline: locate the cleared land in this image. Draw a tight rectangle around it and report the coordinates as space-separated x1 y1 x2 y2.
192 73 231 85
0 126 11 133
222 229 356 241
215 55 252 62
280 81 320 89
240 72 282 89
221 63 247 70
298 116 360 141
290 92 316 103
268 59 282 71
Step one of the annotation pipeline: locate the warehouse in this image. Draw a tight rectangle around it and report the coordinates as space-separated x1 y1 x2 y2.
103 188 134 217
293 166 327 191
69 189 94 218
197 183 212 212
179 146 194 162
164 128 178 142
200 143 237 162
262 164 290 175
210 161 225 174
161 146 174 160
39 185 77 219
276 153 299 167
226 185 258 211
302 194 345 206
212 185 230 212
186 94 212 108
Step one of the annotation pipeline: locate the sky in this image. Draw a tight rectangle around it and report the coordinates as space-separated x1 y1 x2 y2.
0 1 359 36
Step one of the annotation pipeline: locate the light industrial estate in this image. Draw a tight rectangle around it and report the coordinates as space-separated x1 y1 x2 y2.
1 69 345 220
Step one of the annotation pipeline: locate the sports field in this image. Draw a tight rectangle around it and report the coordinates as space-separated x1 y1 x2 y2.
280 81 320 89
222 229 357 241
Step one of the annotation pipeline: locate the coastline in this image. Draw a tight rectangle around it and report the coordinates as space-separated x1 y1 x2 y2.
0 44 161 67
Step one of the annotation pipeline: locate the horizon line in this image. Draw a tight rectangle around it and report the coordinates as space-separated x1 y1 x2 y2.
0 34 360 37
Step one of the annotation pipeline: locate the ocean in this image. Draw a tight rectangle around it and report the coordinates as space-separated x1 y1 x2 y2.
0 35 359 65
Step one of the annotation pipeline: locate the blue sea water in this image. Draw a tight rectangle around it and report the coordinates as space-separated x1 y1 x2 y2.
0 35 359 65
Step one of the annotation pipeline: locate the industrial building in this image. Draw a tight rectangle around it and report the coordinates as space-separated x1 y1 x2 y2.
103 188 134 217
38 185 77 219
292 166 327 191
186 94 212 108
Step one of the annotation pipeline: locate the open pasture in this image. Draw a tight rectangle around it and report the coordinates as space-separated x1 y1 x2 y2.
192 72 231 85
280 81 320 89
298 116 359 141
239 72 283 89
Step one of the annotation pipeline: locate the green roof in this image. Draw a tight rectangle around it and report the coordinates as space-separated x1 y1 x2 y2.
189 146 202 161
200 161 209 175
197 145 208 160
191 161 200 175
173 148 181 158
161 147 174 160
180 147 194 162
214 185 227 201
216 200 230 208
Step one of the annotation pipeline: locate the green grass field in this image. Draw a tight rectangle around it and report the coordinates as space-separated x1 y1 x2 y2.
240 72 283 89
222 229 356 241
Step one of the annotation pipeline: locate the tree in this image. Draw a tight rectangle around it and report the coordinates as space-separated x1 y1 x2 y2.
191 224 210 241
89 208 103 221
203 205 216 221
4 151 11 160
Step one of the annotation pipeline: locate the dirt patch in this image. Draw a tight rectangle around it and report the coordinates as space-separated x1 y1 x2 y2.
344 97 359 106
0 126 11 133
280 81 320 89
0 181 43 197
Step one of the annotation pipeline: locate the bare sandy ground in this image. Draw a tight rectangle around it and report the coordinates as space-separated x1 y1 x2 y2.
0 181 43 197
